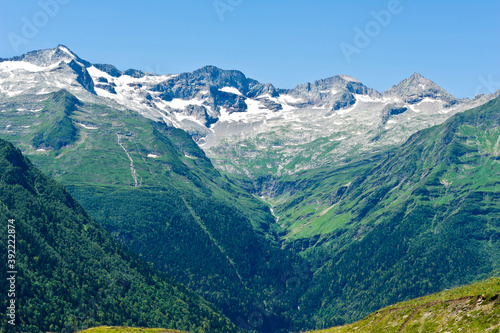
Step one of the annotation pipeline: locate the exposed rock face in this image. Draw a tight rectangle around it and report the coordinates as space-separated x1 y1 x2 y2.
68 59 96 95
93 63 122 77
382 72 458 105
381 104 408 124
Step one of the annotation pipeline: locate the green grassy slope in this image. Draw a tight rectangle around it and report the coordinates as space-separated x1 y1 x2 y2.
31 90 80 150
0 91 304 332
0 139 239 333
307 276 500 333
79 328 185 333
271 97 500 329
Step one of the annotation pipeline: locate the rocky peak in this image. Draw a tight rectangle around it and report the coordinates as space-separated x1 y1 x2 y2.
286 74 381 109
4 45 90 68
383 73 457 104
93 63 122 77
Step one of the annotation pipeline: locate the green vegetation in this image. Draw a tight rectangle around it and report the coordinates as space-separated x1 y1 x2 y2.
270 96 500 329
307 276 500 332
1 91 499 332
80 327 185 333
31 90 80 150
0 139 240 333
0 90 304 332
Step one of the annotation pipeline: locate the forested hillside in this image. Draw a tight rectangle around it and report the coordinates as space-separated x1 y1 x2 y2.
0 139 240 333
0 90 304 332
269 96 500 329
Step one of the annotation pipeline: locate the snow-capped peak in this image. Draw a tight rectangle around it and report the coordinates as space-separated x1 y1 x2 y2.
2 45 86 68
56 44 76 58
338 74 360 83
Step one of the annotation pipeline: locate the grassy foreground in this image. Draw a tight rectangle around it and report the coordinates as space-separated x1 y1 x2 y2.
71 278 500 333
307 277 500 333
78 327 186 333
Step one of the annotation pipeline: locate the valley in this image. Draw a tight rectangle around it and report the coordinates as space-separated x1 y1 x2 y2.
0 46 499 332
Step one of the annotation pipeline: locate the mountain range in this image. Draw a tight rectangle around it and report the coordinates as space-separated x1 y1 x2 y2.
0 45 499 332
1 45 498 179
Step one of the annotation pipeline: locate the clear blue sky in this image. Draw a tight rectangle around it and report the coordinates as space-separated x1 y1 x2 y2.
0 0 499 98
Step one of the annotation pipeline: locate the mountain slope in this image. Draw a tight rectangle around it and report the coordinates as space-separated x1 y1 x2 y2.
31 90 81 150
269 96 500 329
308 276 500 333
0 90 305 332
0 138 239 333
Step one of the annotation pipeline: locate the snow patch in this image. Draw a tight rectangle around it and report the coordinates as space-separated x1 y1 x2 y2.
339 75 360 82
147 154 160 158
278 95 303 104
407 104 419 112
58 45 74 58
87 66 112 80
219 87 243 96
173 113 205 127
417 97 442 105
78 123 99 130
382 96 402 103
218 107 232 122
245 98 264 113
166 98 205 110
355 94 377 103
280 104 297 112
0 61 47 73
337 100 359 115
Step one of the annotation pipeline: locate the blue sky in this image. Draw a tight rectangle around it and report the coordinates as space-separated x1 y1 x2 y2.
0 0 499 98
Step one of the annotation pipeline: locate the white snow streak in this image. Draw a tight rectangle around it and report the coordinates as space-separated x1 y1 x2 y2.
116 133 141 187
